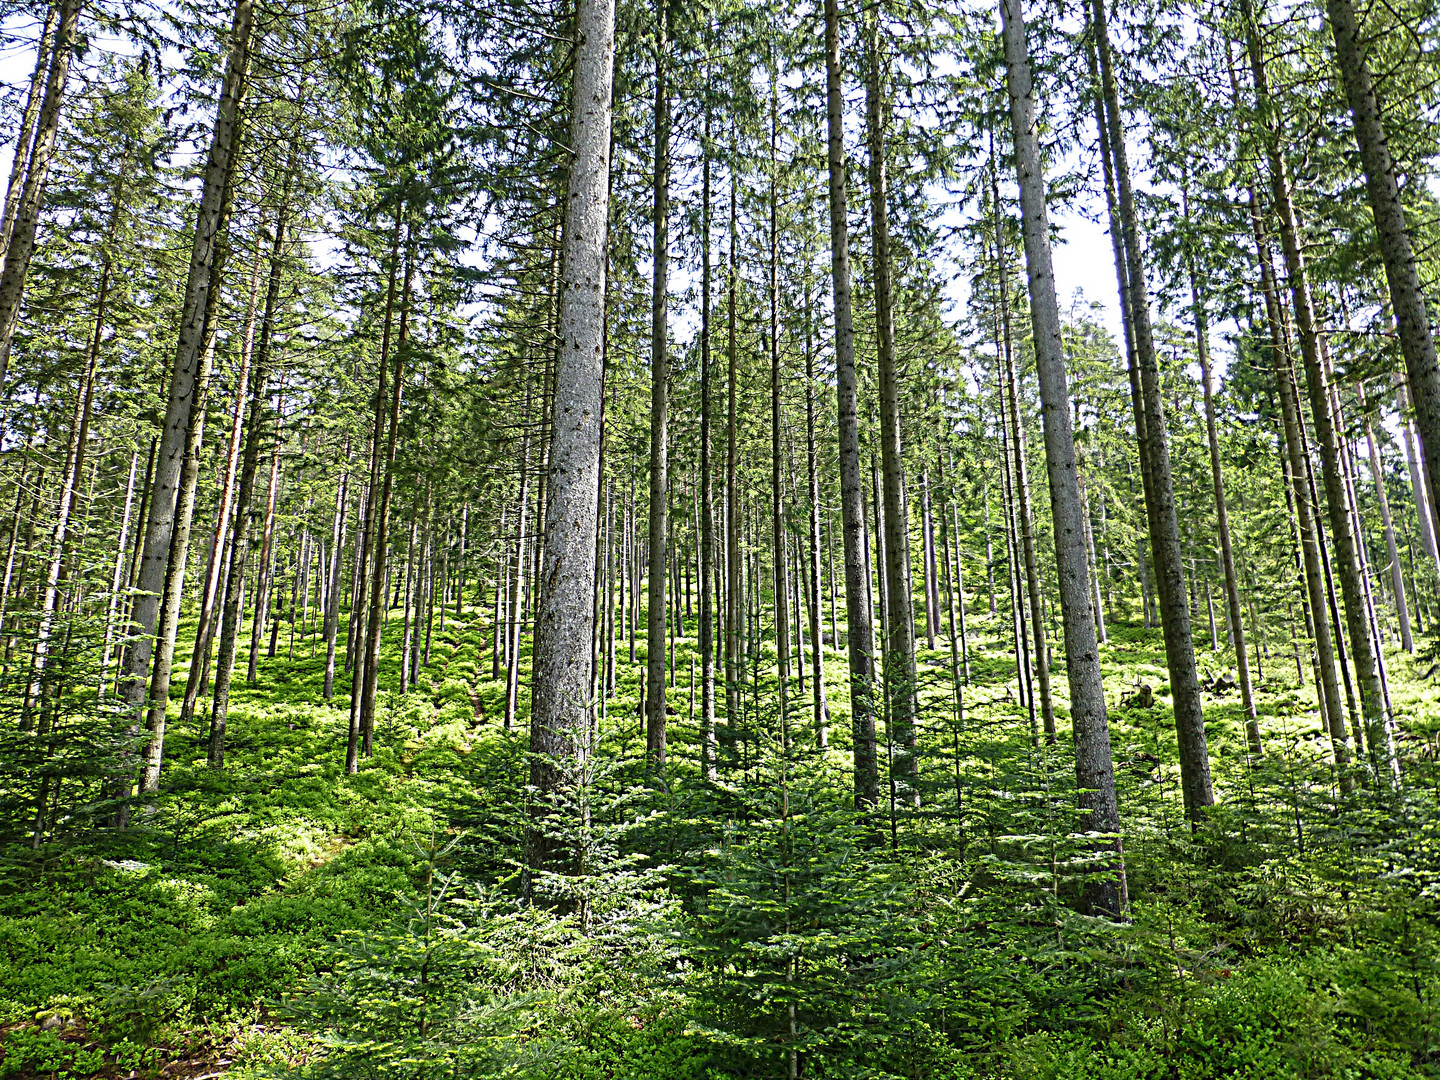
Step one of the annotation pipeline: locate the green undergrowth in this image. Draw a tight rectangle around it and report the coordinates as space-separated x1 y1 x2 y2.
2 603 1439 1078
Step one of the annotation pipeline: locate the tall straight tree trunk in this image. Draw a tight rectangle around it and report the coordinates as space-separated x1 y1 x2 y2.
1093 0 1212 817
805 286 828 744
824 0 878 809
99 448 139 697
207 189 293 768
921 471 939 651
323 457 349 700
645 1 670 765
1242 12 1395 785
1002 0 1125 914
991 173 1054 740
768 77 791 733
359 238 414 756
180 243 264 728
247 417 282 683
865 10 917 801
1396 380 1440 578
0 0 81 397
698 101 718 781
1188 248 1259 750
1244 179 1351 777
505 389 534 731
725 163 742 761
117 0 255 809
1325 0 1440 527
348 213 402 770
526 0 614 859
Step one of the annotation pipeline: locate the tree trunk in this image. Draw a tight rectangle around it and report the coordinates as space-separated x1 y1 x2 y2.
768 78 791 739
0 2 60 270
1188 248 1259 750
323 454 350 700
698 102 718 781
645 1 670 765
180 235 265 729
1093 0 1212 817
1242 12 1396 785
117 0 255 807
1325 0 1440 530
992 170 1054 740
823 0 879 810
1002 0 1126 914
207 189 292 767
1361 394 1412 653
1244 178 1351 778
359 238 414 756
865 10 918 802
246 419 282 683
525 0 612 876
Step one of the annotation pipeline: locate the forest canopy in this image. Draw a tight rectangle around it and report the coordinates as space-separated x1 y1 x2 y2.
1 0 1440 1074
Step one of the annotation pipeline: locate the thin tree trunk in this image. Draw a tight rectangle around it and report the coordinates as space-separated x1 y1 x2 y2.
180 234 265 730
246 417 282 683
1325 0 1440 529
117 0 255 808
866 11 917 802
768 77 791 737
1242 13 1395 784
359 238 414 756
1244 176 1351 779
1188 245 1259 750
1002 0 1126 913
645 1 670 765
992 167 1054 740
208 190 291 767
323 454 350 700
1093 0 1212 816
698 100 718 780
1361 392 1412 652
824 0 878 809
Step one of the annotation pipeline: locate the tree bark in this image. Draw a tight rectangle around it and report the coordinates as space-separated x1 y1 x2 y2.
1188 246 1259 750
1325 0 1440 530
645 0 670 765
207 190 292 768
1002 0 1126 914
525 0 614 887
1242 11 1396 785
118 0 255 795
865 10 918 802
1093 0 1212 816
823 0 879 810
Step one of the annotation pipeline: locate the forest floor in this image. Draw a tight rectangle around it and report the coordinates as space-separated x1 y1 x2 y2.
2 603 1439 1078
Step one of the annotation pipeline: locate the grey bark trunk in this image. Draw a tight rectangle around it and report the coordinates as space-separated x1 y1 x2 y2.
824 0 879 810
527 0 614 873
865 11 918 802
1002 0 1126 914
119 0 254 803
1242 12 1396 785
1325 0 1440 533
1092 0 1212 816
1188 251 1259 750
645 2 670 765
